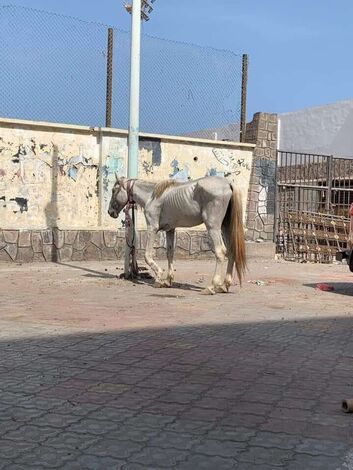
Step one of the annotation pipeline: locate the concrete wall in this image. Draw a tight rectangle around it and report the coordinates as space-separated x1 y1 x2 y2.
278 99 353 158
0 118 254 262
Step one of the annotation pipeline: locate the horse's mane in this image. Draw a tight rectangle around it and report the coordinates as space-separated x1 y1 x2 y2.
152 180 183 199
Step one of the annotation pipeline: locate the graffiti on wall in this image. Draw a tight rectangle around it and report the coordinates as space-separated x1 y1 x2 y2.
100 137 127 228
169 159 190 181
211 148 251 177
1 122 253 231
0 130 100 229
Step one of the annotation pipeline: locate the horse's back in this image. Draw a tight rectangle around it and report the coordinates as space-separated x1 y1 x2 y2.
195 176 232 199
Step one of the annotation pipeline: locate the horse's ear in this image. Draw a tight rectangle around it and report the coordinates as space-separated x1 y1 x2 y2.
115 175 127 187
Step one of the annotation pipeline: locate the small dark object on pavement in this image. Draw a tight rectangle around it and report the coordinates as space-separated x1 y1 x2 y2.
342 399 353 413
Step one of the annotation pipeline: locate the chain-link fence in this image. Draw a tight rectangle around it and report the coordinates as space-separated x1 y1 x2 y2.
0 5 244 141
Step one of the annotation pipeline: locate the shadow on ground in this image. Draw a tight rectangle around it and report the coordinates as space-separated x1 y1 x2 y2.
305 282 353 297
58 262 203 292
1 316 353 469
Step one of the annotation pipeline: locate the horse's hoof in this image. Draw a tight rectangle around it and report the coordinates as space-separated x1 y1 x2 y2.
214 285 229 294
154 280 171 288
165 277 174 288
202 286 216 295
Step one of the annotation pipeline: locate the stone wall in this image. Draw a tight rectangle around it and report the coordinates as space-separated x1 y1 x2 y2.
0 229 213 263
245 112 278 241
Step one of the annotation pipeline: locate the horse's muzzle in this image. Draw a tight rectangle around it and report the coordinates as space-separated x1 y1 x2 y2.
108 208 118 219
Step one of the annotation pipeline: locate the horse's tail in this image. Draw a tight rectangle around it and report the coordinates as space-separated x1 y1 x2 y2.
224 186 247 286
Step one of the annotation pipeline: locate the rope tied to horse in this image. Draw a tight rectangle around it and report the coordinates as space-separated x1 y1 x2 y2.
123 179 138 276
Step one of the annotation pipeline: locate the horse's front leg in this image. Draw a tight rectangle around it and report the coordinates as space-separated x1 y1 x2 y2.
144 228 165 287
166 229 175 287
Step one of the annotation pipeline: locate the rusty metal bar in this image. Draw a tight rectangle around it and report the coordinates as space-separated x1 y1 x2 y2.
277 183 329 190
326 155 333 212
105 27 114 128
240 54 248 142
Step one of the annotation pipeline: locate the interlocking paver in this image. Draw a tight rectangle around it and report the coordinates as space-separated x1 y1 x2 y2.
177 454 236 469
0 406 45 424
296 437 348 456
66 418 120 435
124 413 176 429
129 446 189 467
260 418 308 435
287 453 343 469
63 454 125 470
108 425 160 443
147 431 201 450
87 406 135 422
84 438 143 459
222 412 267 427
53 402 101 416
237 446 293 467
5 425 59 443
45 431 99 450
179 406 225 421
13 446 79 468
165 419 215 435
249 431 300 450
207 425 256 442
0 440 37 460
193 438 246 457
30 412 82 428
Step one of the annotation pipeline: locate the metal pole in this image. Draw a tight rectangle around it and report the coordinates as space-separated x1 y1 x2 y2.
105 28 114 128
124 0 142 278
273 150 279 244
240 54 248 143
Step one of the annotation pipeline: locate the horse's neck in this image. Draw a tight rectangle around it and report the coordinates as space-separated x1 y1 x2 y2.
133 180 156 208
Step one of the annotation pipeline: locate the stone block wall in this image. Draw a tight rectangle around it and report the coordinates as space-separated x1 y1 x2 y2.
0 229 214 263
245 112 278 241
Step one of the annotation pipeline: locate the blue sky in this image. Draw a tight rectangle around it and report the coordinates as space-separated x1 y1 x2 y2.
1 0 353 130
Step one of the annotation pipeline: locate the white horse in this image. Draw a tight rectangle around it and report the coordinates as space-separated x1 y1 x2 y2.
108 176 246 294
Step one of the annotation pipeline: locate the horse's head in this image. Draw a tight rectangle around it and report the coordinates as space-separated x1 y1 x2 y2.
108 176 128 219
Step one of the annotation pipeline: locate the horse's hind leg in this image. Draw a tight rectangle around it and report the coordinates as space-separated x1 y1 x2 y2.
222 227 234 292
224 257 234 292
205 228 227 295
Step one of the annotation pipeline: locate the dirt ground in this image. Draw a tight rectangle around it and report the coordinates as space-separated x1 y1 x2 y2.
1 258 353 469
1 258 353 332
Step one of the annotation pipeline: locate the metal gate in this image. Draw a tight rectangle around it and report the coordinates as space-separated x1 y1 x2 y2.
276 151 353 262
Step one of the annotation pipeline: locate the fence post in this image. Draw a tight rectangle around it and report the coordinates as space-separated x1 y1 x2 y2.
240 54 248 143
105 27 114 128
273 150 279 243
326 155 333 212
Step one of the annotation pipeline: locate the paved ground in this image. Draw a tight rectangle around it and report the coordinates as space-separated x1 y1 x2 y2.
1 258 353 469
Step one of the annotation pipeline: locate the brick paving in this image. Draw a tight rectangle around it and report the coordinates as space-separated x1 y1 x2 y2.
1 259 353 469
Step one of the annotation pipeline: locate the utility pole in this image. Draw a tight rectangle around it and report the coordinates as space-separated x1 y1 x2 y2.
124 0 157 278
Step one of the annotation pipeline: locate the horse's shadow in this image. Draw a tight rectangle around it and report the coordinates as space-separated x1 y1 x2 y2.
58 262 118 279
125 274 203 293
59 262 203 292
